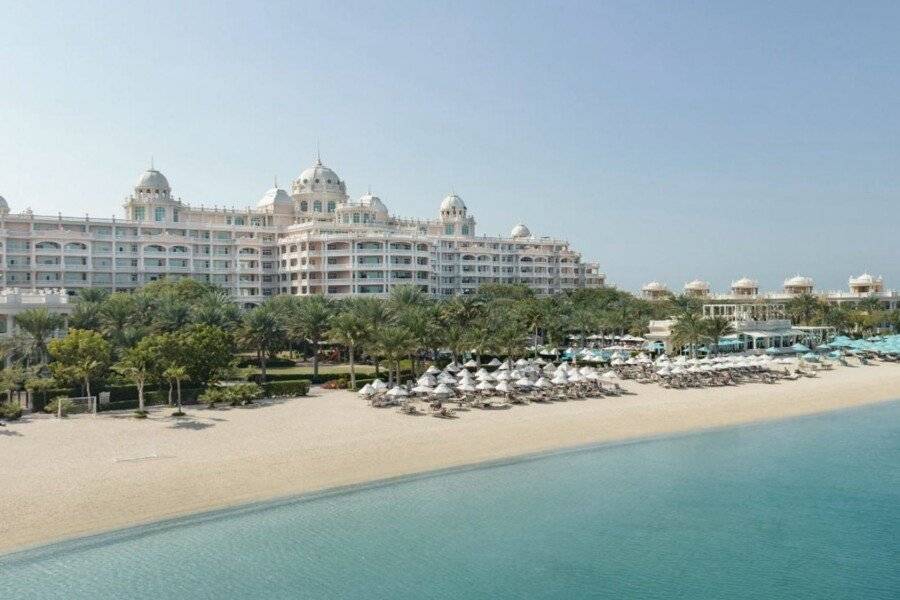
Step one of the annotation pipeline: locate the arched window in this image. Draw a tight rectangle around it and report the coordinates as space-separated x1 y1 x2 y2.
35 241 61 251
313 201 322 212
327 201 336 213
300 201 308 212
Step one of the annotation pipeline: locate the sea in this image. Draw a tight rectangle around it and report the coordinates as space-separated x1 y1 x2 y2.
1 401 897 599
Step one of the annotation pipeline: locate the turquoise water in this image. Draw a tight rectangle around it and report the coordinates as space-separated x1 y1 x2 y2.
2 402 898 599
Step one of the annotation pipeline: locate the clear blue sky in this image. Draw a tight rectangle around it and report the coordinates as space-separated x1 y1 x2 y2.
1 1 897 292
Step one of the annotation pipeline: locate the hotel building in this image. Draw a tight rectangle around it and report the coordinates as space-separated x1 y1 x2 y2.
0 159 605 308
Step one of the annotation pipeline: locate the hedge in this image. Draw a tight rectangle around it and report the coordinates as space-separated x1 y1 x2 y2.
245 371 411 385
30 387 79 412
262 380 310 398
98 388 206 412
235 357 297 369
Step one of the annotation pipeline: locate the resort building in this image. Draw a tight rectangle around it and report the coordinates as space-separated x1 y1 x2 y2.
0 160 605 305
642 273 898 311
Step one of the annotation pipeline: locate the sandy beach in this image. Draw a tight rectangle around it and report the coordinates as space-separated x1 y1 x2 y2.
2 362 899 555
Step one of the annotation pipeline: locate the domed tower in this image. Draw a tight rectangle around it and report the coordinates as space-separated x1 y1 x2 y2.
0 194 9 216
510 223 531 238
125 165 180 222
641 281 669 300
359 192 389 221
291 156 348 220
256 183 294 216
683 279 710 298
783 275 814 296
730 277 759 297
438 193 475 236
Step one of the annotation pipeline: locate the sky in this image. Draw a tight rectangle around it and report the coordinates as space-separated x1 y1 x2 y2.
1 1 897 293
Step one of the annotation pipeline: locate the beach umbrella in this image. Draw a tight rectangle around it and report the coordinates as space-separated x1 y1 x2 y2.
457 382 476 393
515 358 528 366
509 369 523 379
495 371 512 381
601 370 618 380
358 384 374 397
497 362 510 370
417 374 436 386
412 384 434 394
534 357 546 365
445 362 461 373
463 359 478 368
475 381 495 392
656 367 672 376
437 373 457 384
551 373 569 385
514 377 533 387
370 378 387 391
791 343 811 353
568 372 585 383
534 377 551 388
386 387 408 398
611 358 624 366
495 381 513 393
425 365 441 375
487 358 502 367
432 383 454 397
802 352 819 362
475 367 489 377
456 370 474 380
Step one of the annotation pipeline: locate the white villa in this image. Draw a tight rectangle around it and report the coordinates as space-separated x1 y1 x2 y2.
639 274 899 311
0 158 605 307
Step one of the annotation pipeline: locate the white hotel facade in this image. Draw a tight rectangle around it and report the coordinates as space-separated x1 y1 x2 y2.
0 159 605 307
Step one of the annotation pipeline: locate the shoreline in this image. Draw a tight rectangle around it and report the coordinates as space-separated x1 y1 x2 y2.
2 362 899 555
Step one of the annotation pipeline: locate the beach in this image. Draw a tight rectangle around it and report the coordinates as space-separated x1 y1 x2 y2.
2 362 899 555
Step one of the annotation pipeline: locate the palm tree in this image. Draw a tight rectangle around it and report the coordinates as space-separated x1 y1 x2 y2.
13 308 65 366
672 312 706 358
238 306 285 383
666 294 701 318
349 297 391 376
100 293 138 348
518 299 548 358
703 316 735 356
328 308 368 390
785 293 822 325
163 365 189 415
292 296 333 377
373 325 414 385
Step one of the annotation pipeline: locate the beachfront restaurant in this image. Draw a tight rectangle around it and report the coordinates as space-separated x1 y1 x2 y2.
733 320 810 350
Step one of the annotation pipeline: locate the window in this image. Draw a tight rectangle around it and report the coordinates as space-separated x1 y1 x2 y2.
313 201 322 212
300 201 308 212
327 201 336 213
234 217 245 226
352 213 360 224
154 207 165 222
133 207 145 220
445 224 454 235
461 225 469 235
173 209 179 223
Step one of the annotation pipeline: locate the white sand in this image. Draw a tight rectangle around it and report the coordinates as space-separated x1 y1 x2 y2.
2 362 898 554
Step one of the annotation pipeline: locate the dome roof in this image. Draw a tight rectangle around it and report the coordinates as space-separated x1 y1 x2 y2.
850 272 882 285
257 186 292 208
642 281 668 292
784 275 814 287
0 194 8 212
510 223 531 238
297 160 342 189
732 277 759 288
440 193 466 211
359 192 387 213
684 279 710 291
135 169 170 191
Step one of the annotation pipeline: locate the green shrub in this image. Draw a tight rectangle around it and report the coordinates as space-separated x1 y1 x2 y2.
228 383 263 406
29 387 79 412
199 383 264 407
198 387 229 408
44 397 76 417
262 379 311 398
0 400 23 421
235 356 295 369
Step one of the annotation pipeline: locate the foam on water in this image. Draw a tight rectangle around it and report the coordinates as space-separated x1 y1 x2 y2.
2 401 898 599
